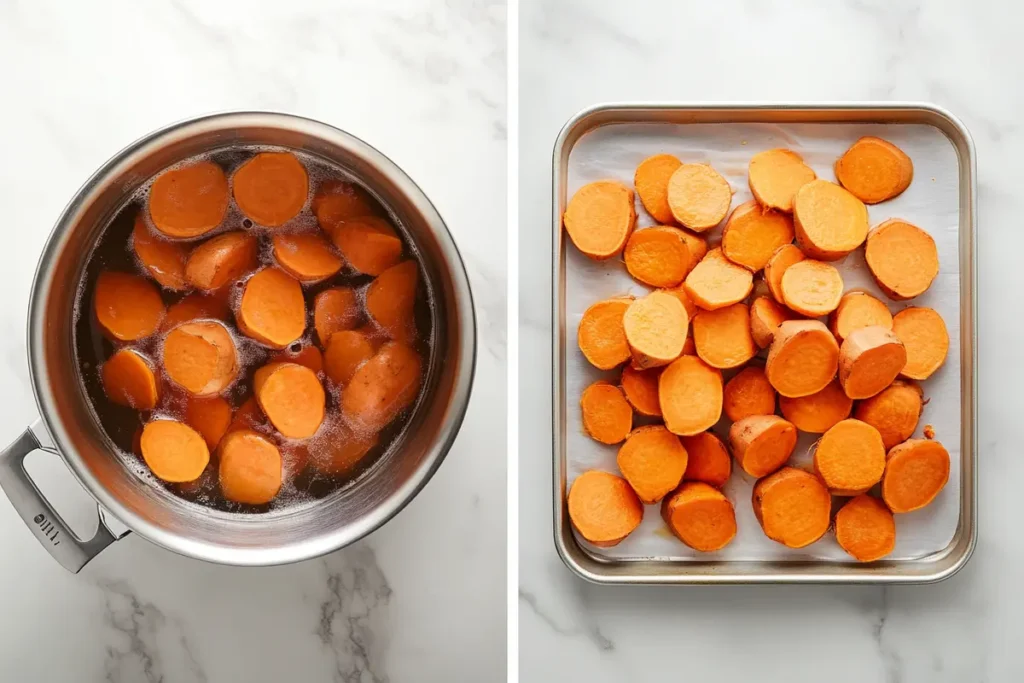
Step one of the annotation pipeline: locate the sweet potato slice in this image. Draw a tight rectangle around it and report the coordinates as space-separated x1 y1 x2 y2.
94 272 166 341
148 160 228 239
218 429 282 504
778 379 851 434
780 259 843 317
183 395 233 451
323 330 375 386
835 494 896 562
577 297 632 370
766 320 839 398
723 366 776 422
313 287 361 347
721 200 795 272
634 153 682 223
829 291 893 343
365 260 419 341
839 326 907 399
624 226 693 287
341 342 423 431
693 303 756 370
232 151 309 227
666 163 732 231
254 362 326 439
623 291 689 369
311 179 378 230
140 419 210 483
185 231 259 291
793 180 869 261
563 181 636 259
101 349 159 410
882 439 950 513
659 355 722 436
813 419 886 495
854 380 923 450
579 381 632 445
568 470 643 547
132 214 188 290
892 307 949 380
325 216 404 276
747 149 816 213
764 244 805 304
681 432 732 488
162 292 231 330
237 268 306 349
162 321 239 396
835 136 913 204
616 425 689 504
750 296 795 349
272 231 344 282
684 248 753 311
272 344 324 374
662 481 737 551
865 219 939 300
729 415 797 477
619 365 662 417
752 467 831 548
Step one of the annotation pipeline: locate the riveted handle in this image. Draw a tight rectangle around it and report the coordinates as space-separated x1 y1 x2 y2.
0 425 122 573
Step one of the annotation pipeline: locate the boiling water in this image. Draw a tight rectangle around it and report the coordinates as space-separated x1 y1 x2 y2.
73 146 434 513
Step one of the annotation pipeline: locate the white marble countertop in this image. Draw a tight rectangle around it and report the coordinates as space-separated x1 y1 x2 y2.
0 1 505 681
520 1 1008 681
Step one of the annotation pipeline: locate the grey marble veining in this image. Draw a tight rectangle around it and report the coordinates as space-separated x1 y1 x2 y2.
520 0 1012 681
0 1 506 681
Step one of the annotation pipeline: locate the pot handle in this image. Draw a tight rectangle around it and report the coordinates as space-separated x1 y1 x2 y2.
0 423 125 573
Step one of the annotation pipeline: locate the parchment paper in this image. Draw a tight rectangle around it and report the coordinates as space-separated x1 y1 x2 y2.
564 122 961 562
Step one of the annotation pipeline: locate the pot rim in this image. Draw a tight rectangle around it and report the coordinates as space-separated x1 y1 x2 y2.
26 110 476 566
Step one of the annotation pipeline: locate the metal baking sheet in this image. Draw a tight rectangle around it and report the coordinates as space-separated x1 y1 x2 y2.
551 104 977 584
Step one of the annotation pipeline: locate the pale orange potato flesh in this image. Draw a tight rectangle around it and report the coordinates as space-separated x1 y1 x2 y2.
721 200 795 271
752 467 831 548
667 163 732 231
829 291 893 343
616 425 688 504
140 419 210 483
882 439 950 513
813 419 886 495
577 298 633 370
748 149 817 213
764 244 806 304
580 381 633 445
729 415 798 477
681 432 732 488
563 181 636 259
232 151 309 227
658 355 722 436
623 291 689 369
864 219 939 300
835 494 896 562
567 470 643 547
94 272 166 341
661 481 737 552
634 154 682 224
683 248 753 311
766 320 839 398
834 137 913 204
101 349 160 410
780 259 844 317
793 180 869 261
692 303 757 370
148 160 229 239
624 226 693 287
892 307 949 380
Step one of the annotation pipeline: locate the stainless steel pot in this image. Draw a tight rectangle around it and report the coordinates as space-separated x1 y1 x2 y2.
0 112 475 572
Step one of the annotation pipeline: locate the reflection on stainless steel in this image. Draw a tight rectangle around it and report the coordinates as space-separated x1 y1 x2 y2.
2 112 474 570
552 103 976 584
